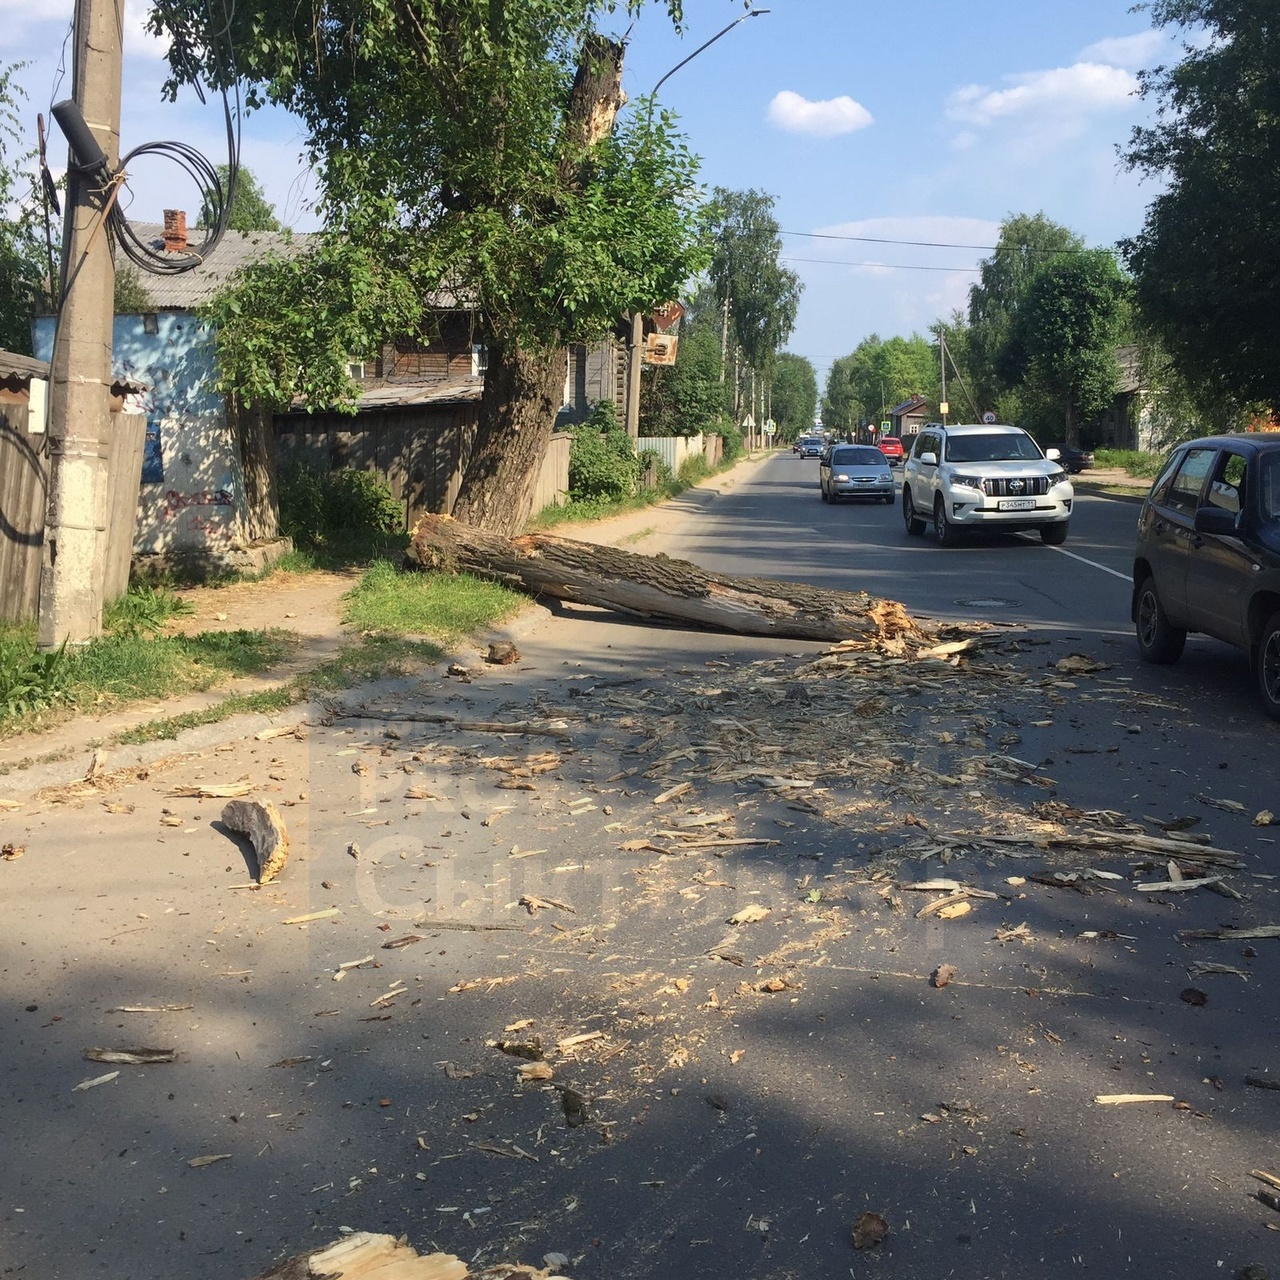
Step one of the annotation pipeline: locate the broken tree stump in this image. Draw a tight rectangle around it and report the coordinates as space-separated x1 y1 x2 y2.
407 514 931 648
248 1232 468 1279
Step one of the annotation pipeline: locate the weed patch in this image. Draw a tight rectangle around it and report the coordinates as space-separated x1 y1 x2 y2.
1094 448 1167 479
342 561 524 641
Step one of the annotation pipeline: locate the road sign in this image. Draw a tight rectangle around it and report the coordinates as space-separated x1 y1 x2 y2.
981 410 998 424
742 413 755 430
763 421 776 435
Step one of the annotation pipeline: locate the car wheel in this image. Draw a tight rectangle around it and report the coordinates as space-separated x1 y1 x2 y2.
933 496 958 547
1256 612 1280 721
1135 576 1187 664
903 488 925 536
1040 521 1069 545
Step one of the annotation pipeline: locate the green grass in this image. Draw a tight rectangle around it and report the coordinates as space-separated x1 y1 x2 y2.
111 635 442 746
1094 448 1168 479
529 447 735 531
341 561 525 641
262 533 411 577
0 622 293 737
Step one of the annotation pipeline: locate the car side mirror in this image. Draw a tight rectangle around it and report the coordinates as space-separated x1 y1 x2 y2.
1194 505 1239 535
919 451 937 467
1045 447 1061 461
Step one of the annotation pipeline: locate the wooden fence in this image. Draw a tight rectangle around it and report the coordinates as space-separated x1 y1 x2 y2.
0 405 146 623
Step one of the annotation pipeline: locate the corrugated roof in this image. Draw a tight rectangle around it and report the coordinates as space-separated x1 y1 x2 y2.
126 223 478 312
0 348 147 395
126 223 310 309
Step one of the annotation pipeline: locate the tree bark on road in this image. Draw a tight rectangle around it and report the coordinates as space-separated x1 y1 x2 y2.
408 513 930 645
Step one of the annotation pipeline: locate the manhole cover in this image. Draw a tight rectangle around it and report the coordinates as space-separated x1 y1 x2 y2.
954 597 1021 609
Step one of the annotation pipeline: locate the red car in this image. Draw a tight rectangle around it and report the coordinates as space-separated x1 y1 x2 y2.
878 436 905 466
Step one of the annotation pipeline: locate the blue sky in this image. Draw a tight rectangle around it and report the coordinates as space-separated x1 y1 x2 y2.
2 0 1177 389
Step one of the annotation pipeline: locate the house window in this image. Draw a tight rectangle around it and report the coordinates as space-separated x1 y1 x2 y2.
347 361 366 381
471 344 489 379
142 314 159 335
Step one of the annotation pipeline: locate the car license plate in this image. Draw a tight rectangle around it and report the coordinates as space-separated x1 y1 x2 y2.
998 498 1035 511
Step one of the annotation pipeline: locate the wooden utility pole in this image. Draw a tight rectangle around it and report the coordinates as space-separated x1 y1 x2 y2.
38 0 124 649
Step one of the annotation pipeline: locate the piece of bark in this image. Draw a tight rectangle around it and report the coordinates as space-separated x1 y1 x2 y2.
407 513 933 648
247 1232 469 1280
486 641 521 665
221 799 290 884
84 1047 176 1064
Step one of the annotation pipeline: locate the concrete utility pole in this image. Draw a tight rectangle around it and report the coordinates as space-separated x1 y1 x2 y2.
624 311 644 441
38 0 124 650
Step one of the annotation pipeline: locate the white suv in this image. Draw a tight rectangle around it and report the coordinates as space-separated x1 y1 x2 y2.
901 424 1074 546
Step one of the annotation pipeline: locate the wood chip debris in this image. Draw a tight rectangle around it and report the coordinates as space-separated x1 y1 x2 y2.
518 893 575 915
221 798 290 883
282 908 341 926
83 1047 176 1064
72 1071 120 1092
169 782 252 798
1094 1093 1176 1105
727 904 771 925
1180 925 1280 942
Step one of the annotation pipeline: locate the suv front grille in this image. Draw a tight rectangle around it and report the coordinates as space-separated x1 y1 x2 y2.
983 476 1049 498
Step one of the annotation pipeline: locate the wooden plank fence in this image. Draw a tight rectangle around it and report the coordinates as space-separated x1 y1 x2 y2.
0 406 146 623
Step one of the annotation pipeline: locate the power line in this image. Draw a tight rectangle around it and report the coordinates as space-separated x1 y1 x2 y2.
782 229 1094 253
781 255 981 273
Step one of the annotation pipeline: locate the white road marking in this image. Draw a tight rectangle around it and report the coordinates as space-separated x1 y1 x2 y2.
1048 545 1131 582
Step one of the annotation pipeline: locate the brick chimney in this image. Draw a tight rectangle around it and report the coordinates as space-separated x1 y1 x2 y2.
162 209 188 253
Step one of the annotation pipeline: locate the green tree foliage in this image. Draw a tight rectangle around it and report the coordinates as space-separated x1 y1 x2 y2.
1005 250 1127 443
641 314 729 437
1122 0 1280 413
199 164 282 232
967 214 1085 419
568 400 640 501
706 187 802 378
769 352 817 439
202 220 422 411
822 334 937 430
148 0 706 535
114 266 154 314
0 64 52 353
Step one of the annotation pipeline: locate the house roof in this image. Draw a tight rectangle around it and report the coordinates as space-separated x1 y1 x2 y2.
125 223 477 312
1116 344 1142 396
891 395 930 416
126 224 310 309
0 348 147 396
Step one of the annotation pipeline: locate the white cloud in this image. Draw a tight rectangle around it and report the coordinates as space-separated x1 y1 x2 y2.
1079 31 1166 70
813 214 1002 250
767 90 872 137
947 62 1138 128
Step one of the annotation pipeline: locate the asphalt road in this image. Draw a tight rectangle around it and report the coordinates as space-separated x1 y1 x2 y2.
3 457 1279 1280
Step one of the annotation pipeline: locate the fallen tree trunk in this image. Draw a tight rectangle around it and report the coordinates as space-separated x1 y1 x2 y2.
407 513 933 647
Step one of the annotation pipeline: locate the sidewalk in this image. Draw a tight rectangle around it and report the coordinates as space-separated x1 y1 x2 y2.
0 454 770 799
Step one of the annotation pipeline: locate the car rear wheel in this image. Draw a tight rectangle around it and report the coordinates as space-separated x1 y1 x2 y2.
903 489 925 536
933 497 958 547
1256 613 1280 721
1135 576 1186 664
1040 521 1069 545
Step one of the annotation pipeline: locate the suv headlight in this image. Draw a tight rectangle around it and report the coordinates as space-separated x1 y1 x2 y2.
947 471 984 491
1047 467 1068 485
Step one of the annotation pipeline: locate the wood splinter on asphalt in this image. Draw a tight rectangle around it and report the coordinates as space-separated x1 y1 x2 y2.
1094 1093 1176 1105
220 798 290 884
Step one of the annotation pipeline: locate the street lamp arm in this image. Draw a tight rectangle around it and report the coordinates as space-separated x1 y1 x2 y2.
647 9 769 117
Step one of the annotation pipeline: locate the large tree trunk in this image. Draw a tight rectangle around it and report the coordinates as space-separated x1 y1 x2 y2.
229 393 280 542
408 513 932 647
449 340 567 536
450 35 626 535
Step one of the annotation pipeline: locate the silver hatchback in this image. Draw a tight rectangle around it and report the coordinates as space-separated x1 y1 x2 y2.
820 445 896 504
